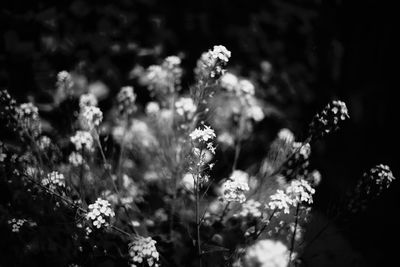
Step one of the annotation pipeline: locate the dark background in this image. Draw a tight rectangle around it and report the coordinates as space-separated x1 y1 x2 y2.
1 0 398 266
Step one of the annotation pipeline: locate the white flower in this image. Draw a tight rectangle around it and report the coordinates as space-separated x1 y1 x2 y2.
17 103 42 137
175 97 197 118
286 179 315 205
38 136 51 150
86 198 115 229
7 218 36 233
145 102 160 115
79 93 98 108
246 104 264 122
238 79 255 95
70 131 94 151
117 86 137 116
220 72 239 91
181 173 195 190
129 236 160 267
195 45 231 79
277 129 295 144
79 106 103 130
238 199 262 218
217 131 235 147
189 125 216 142
41 171 65 191
268 190 293 214
222 170 250 203
68 152 84 166
244 239 289 267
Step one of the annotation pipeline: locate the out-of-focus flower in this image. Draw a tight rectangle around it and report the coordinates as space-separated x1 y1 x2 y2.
238 199 262 218
86 198 115 229
244 239 289 267
71 131 94 151
0 141 6 162
217 131 235 147
175 97 197 118
222 170 250 203
8 218 36 233
79 93 98 109
0 89 18 130
17 103 42 137
145 102 160 116
41 171 65 191
57 71 74 92
181 173 195 190
365 164 395 191
128 236 160 267
220 72 239 92
195 45 231 80
79 106 103 130
245 105 264 122
238 79 255 96
190 125 216 143
117 86 137 116
309 100 349 140
38 136 51 150
68 152 84 166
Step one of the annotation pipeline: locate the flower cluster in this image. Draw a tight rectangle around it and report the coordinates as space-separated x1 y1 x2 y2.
222 170 250 203
38 136 52 150
0 141 7 162
195 45 231 80
41 171 66 191
8 218 28 233
268 190 293 214
243 239 289 267
145 102 160 116
220 72 255 96
128 236 160 267
68 152 84 166
71 131 94 151
309 100 349 140
0 89 18 130
189 125 216 143
117 86 137 116
17 103 42 137
79 106 103 130
56 70 74 92
79 93 98 108
238 199 262 218
175 97 197 118
86 198 115 229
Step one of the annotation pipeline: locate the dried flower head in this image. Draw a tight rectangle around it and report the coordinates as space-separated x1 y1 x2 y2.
128 236 160 267
309 100 349 140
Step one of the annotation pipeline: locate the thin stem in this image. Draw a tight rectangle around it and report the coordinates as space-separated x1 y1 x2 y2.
195 171 202 267
289 204 300 266
254 209 276 240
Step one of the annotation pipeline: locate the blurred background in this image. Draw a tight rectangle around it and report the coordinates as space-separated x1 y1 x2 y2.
1 0 398 266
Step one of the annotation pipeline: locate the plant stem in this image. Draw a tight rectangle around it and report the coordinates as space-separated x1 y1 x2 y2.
289 204 300 266
195 171 202 267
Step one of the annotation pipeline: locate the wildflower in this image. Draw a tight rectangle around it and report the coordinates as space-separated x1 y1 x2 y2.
0 89 18 130
195 45 231 80
68 152 84 166
70 131 94 151
145 102 160 116
41 171 65 191
190 125 216 143
79 93 98 108
181 173 195 190
175 97 197 118
0 141 6 162
309 100 349 140
117 86 137 116
79 106 103 130
56 70 73 92
238 79 255 96
217 131 235 147
238 199 262 218
268 190 293 214
286 179 315 205
245 105 264 122
7 218 36 233
220 72 239 92
244 239 289 267
128 236 160 267
222 170 250 203
17 103 42 137
86 198 115 229
38 136 51 150
366 164 395 191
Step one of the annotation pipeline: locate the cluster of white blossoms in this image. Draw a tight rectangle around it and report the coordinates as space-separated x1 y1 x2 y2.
86 198 115 229
362 164 396 196
79 106 103 130
71 131 94 151
222 170 250 203
195 45 231 80
244 239 289 267
79 93 98 109
68 152 84 166
117 86 137 116
175 97 197 118
238 199 262 218
220 72 255 96
128 236 160 267
268 179 315 213
145 102 160 116
8 218 36 233
41 171 65 191
17 102 42 137
56 70 73 91
190 125 216 143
